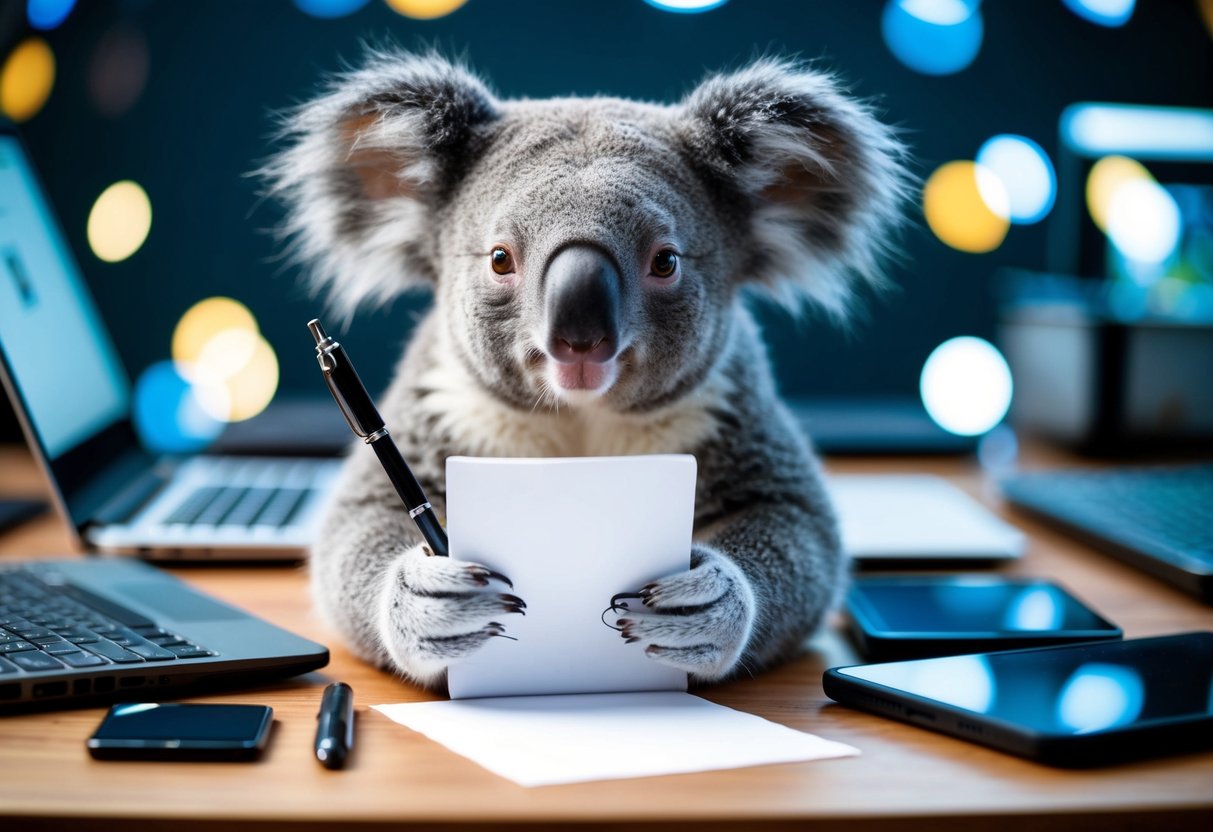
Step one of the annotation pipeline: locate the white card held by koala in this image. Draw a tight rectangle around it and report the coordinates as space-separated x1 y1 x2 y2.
445 455 696 700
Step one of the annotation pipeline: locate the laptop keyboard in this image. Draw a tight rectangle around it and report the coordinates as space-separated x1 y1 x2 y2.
0 568 215 676
1001 465 1213 567
162 484 313 528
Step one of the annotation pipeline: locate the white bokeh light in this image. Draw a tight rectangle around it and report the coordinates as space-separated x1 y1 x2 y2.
976 135 1056 224
920 336 1013 436
1106 179 1182 264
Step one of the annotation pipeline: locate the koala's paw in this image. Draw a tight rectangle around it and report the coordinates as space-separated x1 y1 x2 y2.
614 546 756 680
377 543 523 687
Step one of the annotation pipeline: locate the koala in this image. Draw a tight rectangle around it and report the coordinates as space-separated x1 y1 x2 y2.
265 51 907 691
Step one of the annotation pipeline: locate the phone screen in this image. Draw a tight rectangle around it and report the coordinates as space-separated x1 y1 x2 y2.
93 703 271 742
835 633 1213 735
851 579 1114 634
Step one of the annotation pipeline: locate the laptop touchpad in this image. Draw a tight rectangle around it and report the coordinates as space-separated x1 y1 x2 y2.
117 583 244 621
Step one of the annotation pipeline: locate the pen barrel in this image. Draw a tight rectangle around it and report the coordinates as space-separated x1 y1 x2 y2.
316 683 353 769
371 438 450 557
326 343 385 436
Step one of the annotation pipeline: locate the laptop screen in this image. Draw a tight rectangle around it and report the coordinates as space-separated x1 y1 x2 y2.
0 134 130 460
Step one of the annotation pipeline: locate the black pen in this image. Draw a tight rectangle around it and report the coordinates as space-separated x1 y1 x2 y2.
314 681 354 770
308 318 449 557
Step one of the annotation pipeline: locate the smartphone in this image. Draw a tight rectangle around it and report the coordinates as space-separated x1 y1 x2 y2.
824 632 1213 767
87 703 273 761
845 576 1122 661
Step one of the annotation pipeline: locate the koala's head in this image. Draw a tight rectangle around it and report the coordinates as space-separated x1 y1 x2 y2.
267 52 907 413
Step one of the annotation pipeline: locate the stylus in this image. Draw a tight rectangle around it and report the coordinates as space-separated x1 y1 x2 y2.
308 318 449 558
314 682 354 770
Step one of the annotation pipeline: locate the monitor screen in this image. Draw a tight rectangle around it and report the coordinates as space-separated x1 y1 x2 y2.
0 135 130 460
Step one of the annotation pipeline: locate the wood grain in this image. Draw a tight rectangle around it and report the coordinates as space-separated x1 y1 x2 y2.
1 443 1211 831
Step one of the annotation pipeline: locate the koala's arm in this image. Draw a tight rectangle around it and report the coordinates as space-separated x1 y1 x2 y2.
310 422 521 690
618 401 844 681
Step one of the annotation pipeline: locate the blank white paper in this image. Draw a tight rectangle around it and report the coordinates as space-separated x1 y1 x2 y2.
445 455 696 700
372 692 859 787
828 474 1025 561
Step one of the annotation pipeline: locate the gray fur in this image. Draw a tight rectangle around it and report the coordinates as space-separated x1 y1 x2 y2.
265 51 908 690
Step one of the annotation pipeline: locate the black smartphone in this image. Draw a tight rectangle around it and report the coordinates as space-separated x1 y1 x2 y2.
87 703 274 761
824 632 1213 767
845 576 1122 661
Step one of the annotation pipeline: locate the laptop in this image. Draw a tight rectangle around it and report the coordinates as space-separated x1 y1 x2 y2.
0 557 328 709
0 126 340 560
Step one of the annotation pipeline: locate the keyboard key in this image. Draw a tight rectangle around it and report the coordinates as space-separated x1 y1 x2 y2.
167 645 214 659
82 640 144 664
43 641 85 655
127 643 177 661
28 633 65 645
59 651 108 668
0 641 36 654
0 656 17 674
9 651 64 672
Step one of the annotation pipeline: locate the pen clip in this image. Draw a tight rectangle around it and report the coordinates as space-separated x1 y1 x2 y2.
323 367 372 440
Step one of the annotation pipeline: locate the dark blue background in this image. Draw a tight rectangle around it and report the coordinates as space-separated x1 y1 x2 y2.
5 0 1212 408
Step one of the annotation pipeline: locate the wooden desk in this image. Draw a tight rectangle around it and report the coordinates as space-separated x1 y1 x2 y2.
1 443 1210 831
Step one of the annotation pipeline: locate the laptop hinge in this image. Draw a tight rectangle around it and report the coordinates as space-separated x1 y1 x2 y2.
89 467 171 527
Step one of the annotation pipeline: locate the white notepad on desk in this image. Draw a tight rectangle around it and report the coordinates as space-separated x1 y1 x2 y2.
445 455 695 700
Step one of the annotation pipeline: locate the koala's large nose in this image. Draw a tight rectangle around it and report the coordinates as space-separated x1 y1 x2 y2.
544 245 620 364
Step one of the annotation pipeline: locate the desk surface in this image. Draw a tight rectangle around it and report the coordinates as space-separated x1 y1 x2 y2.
1 443 1211 831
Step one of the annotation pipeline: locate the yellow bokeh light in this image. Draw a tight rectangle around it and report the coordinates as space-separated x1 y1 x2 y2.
1086 155 1153 233
384 0 468 19
87 180 152 263
1201 0 1213 39
922 161 1010 254
195 333 279 423
172 297 259 376
0 37 55 122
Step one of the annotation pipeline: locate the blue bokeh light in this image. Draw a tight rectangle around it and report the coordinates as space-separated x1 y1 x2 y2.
26 0 76 30
133 361 224 454
643 0 729 13
881 0 984 76
293 0 371 19
1061 0 1135 28
976 134 1057 224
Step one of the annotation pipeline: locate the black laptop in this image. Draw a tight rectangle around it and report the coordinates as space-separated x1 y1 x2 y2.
0 558 328 710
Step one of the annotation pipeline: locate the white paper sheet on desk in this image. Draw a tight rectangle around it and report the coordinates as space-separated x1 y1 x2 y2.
445 455 695 700
372 692 859 787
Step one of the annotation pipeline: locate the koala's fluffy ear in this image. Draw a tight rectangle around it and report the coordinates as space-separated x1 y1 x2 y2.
679 59 910 316
263 51 499 315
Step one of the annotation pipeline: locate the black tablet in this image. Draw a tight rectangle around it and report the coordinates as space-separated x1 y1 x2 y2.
823 632 1213 767
846 576 1122 660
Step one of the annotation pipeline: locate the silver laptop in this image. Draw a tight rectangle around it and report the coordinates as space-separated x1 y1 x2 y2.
0 127 339 559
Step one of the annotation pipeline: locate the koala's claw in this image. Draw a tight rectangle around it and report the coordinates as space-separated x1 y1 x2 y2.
378 545 526 684
613 548 756 680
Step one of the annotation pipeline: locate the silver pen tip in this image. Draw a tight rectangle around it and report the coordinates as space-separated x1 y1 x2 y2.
307 318 328 345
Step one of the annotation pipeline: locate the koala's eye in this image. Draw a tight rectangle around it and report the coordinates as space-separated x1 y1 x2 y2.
651 250 678 279
490 246 514 276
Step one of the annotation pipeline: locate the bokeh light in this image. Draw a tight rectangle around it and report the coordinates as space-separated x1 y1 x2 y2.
171 297 258 373
1085 155 1152 232
88 26 149 118
881 0 983 76
976 135 1056 224
27 0 76 30
643 0 730 12
1058 664 1144 733
383 0 468 19
920 336 1013 436
0 37 55 123
1106 179 1182 264
1201 0 1213 39
922 161 1010 254
133 361 225 454
87 181 153 263
1061 0 1135 28
294 0 371 17
171 297 279 424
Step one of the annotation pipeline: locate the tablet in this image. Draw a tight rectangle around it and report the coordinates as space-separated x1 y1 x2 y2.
823 632 1213 767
